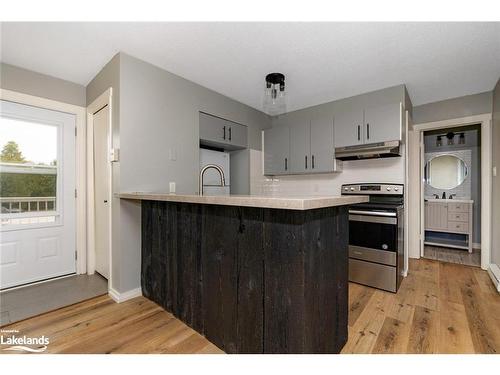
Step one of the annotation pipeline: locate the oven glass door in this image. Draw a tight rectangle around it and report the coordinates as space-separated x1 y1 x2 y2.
349 211 397 252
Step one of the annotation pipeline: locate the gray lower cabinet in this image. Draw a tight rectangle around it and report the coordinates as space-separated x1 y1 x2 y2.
199 112 247 150
334 102 402 148
264 125 290 175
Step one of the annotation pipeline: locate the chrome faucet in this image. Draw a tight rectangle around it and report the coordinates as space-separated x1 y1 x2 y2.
199 164 226 196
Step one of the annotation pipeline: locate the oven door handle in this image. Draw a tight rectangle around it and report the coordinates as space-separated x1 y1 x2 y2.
348 210 396 217
349 213 397 225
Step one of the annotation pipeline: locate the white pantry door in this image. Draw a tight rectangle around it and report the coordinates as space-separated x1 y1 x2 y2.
93 105 110 279
0 100 76 289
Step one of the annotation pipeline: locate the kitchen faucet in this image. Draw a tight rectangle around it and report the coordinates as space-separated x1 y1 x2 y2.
199 164 226 196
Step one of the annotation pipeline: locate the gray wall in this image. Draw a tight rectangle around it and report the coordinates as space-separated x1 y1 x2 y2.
413 91 493 124
492 78 500 266
1 62 86 106
86 54 130 293
119 53 271 195
424 127 481 243
86 52 271 294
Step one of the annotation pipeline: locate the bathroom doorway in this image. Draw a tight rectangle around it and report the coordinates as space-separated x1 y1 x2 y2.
422 124 481 267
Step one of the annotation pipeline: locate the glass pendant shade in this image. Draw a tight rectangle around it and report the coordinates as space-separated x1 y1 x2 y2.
263 73 286 115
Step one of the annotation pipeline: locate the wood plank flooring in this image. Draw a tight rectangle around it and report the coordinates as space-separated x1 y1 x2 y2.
1 258 498 354
342 258 500 354
423 245 480 267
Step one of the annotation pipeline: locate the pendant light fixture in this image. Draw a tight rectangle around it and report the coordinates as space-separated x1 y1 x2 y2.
458 133 465 144
436 135 442 147
446 132 455 145
263 73 286 115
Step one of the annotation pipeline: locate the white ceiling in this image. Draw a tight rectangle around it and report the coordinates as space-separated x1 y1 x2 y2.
1 22 499 113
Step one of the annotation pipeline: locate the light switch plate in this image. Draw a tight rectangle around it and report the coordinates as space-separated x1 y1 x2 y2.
110 148 120 162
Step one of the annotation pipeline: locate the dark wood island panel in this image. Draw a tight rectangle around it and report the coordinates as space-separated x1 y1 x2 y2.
141 200 348 354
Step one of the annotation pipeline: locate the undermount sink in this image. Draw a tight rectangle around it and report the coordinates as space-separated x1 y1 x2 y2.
425 198 473 203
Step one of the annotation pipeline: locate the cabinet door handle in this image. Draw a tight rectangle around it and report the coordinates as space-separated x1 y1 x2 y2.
285 158 288 171
312 155 315 169
305 155 308 169
357 125 361 141
223 126 226 140
229 127 232 141
366 123 370 140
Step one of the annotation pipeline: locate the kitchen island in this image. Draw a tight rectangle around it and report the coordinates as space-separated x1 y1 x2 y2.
119 192 368 354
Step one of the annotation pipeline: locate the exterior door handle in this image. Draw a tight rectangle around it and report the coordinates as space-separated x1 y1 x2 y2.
366 123 370 140
229 127 232 141
223 126 226 140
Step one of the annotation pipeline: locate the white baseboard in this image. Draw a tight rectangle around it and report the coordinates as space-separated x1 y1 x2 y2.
108 287 142 303
473 243 481 250
487 264 500 293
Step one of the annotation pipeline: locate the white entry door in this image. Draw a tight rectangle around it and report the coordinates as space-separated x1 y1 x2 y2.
93 105 110 279
0 100 76 289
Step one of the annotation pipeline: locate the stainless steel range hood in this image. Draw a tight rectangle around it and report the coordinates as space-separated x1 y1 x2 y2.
335 140 401 161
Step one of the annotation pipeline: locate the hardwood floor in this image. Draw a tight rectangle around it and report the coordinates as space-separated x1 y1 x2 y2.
423 245 480 267
1 258 498 354
342 258 500 354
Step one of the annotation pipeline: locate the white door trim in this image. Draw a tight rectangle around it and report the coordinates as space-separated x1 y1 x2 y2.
86 88 113 285
410 113 492 271
0 89 87 275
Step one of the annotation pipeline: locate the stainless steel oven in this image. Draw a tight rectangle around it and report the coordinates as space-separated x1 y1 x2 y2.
342 183 404 292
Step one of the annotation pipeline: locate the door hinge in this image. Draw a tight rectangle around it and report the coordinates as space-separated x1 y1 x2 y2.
75 189 77 198
75 127 77 137
75 251 78 260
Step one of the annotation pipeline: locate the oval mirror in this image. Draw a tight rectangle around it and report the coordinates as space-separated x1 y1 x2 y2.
424 155 468 190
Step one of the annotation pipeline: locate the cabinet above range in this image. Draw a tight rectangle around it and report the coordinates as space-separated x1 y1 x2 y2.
334 102 403 160
199 112 248 150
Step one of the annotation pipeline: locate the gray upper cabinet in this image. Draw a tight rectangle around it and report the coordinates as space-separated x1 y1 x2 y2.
333 108 364 148
264 110 340 176
225 120 247 149
363 102 402 144
289 114 310 174
263 125 290 175
334 102 402 148
199 112 247 150
310 111 335 173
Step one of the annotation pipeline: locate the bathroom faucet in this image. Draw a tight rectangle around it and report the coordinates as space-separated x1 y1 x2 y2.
199 164 226 196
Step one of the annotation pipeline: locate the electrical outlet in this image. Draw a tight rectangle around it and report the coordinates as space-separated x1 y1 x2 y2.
169 182 176 194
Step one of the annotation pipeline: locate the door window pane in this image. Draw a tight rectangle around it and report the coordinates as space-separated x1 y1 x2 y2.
0 117 58 226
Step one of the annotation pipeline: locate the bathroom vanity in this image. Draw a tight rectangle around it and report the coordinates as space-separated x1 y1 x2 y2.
424 199 474 252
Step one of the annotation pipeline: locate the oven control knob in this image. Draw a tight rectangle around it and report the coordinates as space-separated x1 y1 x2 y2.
350 187 355 191
344 187 349 191
395 187 399 191
386 187 392 191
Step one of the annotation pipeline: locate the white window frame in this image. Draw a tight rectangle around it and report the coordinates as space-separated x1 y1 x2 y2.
0 89 87 274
